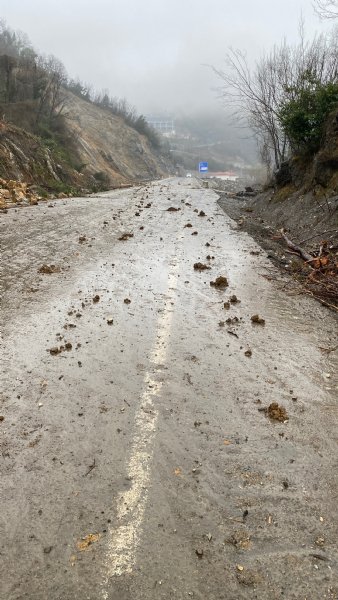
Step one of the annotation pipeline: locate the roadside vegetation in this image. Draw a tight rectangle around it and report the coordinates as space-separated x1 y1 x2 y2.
214 2 338 310
214 24 338 172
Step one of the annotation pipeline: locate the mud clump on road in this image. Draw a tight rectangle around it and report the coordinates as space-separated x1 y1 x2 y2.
49 342 72 355
236 568 263 587
184 223 192 228
38 264 61 274
118 232 134 241
198 210 206 217
193 262 210 271
78 235 87 243
230 294 240 304
210 276 229 288
167 207 181 212
93 295 100 303
76 533 101 552
49 346 62 355
267 402 288 422
124 298 131 304
251 314 265 325
228 529 251 550
226 316 239 325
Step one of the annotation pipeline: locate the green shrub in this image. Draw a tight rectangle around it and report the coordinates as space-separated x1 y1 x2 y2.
279 80 338 154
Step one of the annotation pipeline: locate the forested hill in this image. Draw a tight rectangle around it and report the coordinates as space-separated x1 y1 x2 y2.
0 21 170 197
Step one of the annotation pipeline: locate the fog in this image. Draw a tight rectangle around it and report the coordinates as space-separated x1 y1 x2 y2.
1 0 331 117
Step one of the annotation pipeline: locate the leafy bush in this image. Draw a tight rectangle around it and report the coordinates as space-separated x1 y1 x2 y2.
279 79 338 154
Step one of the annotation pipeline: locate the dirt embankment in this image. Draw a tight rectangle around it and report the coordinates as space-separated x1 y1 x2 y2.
217 190 338 310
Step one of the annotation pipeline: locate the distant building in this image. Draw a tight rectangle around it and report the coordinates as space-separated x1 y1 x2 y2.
145 116 175 137
209 171 239 181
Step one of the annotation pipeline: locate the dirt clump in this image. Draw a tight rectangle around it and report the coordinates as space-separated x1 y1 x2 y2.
210 276 229 288
230 295 240 303
78 236 87 243
118 232 134 241
76 533 101 552
194 262 210 271
228 529 251 550
38 264 61 274
93 295 100 303
184 223 192 228
267 402 288 422
236 568 263 586
167 206 180 212
251 314 265 325
124 298 131 304
198 210 206 217
226 316 239 325
49 347 62 356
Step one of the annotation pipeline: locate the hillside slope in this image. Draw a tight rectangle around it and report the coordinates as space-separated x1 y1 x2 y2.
0 91 170 197
62 91 169 185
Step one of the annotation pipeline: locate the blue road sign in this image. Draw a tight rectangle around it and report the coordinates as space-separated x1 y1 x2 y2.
198 161 208 173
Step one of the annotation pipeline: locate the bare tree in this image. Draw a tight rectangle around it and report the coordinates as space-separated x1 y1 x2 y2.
314 0 338 19
214 27 338 170
35 54 67 123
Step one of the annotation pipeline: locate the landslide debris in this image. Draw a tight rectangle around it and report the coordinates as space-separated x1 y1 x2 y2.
210 276 229 288
118 232 134 241
0 178 40 209
38 264 61 274
251 314 265 325
267 402 288 421
260 402 289 422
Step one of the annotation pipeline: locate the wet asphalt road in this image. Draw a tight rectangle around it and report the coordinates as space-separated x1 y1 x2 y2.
1 178 337 600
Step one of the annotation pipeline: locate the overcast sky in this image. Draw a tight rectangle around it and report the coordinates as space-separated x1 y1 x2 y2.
1 0 331 115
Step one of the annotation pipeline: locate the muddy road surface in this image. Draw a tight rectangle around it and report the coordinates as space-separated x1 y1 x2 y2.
1 178 337 600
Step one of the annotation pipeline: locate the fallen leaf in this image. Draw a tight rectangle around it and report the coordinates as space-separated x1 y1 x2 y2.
76 533 101 552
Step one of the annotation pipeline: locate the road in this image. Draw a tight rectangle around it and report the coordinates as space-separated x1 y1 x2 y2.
1 178 337 600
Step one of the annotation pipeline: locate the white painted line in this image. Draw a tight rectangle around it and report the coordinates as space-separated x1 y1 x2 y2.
102 259 179 593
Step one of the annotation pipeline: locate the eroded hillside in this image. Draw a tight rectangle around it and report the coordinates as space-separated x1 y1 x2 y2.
62 91 169 185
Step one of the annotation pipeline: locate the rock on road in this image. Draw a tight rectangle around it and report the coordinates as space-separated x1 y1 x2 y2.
1 178 337 600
